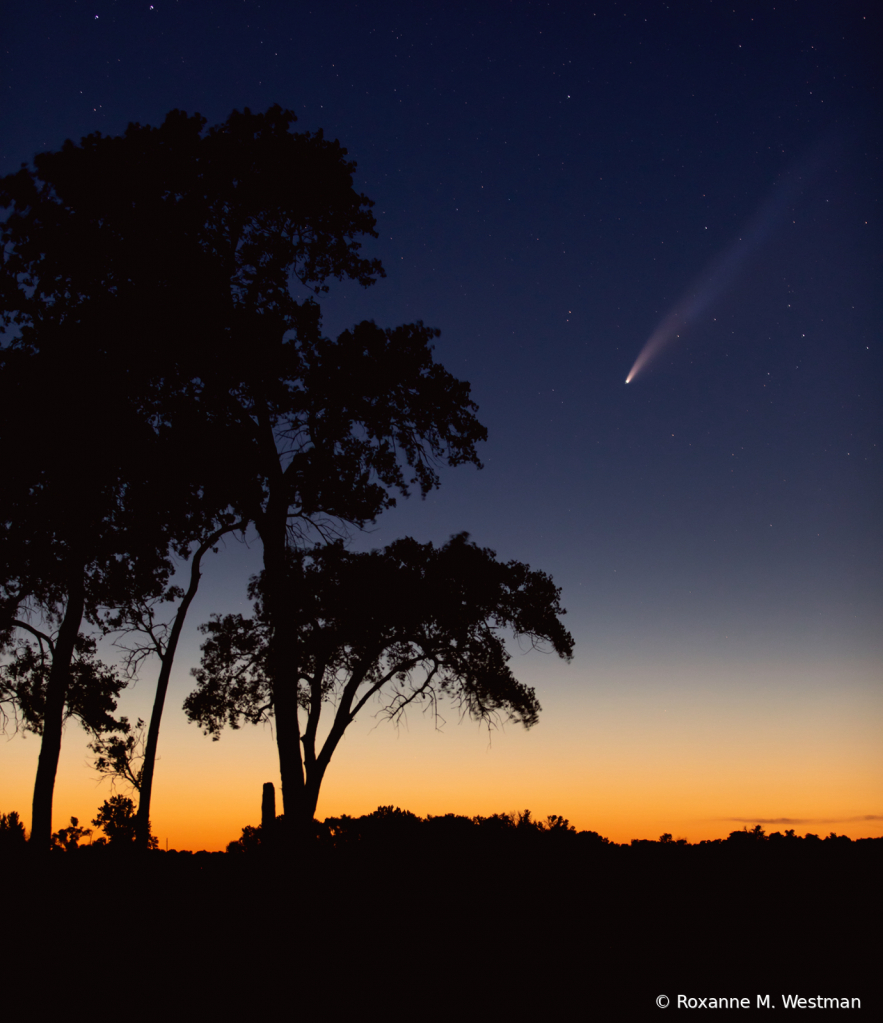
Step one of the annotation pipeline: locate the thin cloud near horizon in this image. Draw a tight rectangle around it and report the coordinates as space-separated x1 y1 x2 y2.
723 816 883 825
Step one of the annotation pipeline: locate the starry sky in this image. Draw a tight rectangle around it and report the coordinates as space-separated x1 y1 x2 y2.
2 1 880 849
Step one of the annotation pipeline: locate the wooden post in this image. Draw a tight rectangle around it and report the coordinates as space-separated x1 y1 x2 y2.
261 782 276 850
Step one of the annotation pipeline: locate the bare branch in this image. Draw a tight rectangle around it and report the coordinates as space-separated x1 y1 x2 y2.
348 654 424 721
10 619 55 656
88 717 146 793
382 659 443 726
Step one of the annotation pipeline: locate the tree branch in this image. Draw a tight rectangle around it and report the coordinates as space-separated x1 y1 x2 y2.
10 620 55 656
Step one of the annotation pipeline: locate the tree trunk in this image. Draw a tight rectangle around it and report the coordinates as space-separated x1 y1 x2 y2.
135 662 166 850
302 764 326 824
257 489 308 848
135 523 243 851
268 625 309 844
30 566 86 851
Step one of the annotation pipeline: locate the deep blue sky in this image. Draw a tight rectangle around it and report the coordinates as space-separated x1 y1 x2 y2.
3 1 880 844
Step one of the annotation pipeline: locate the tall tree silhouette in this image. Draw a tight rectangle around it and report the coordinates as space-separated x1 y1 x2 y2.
2 105 486 847
248 318 486 839
0 112 238 849
0 337 176 851
103 518 245 850
186 534 573 836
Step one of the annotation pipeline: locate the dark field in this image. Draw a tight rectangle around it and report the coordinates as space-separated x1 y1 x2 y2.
6 836 878 1016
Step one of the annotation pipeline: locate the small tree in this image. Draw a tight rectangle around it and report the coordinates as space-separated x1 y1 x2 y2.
0 811 28 852
186 533 573 842
92 795 157 849
51 817 92 852
543 814 575 833
226 824 264 854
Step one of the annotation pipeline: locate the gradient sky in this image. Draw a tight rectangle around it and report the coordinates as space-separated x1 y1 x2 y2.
2 1 880 850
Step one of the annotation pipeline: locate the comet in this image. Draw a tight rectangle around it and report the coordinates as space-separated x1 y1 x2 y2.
625 131 840 384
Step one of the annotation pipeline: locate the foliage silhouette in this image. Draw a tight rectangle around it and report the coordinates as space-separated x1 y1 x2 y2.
51 817 92 852
1 129 213 849
226 824 265 854
241 315 488 845
88 717 147 793
1 634 127 738
1 103 415 850
727 824 767 844
92 795 157 849
0 811 27 852
56 114 491 846
186 532 573 831
544 814 576 834
6 103 489 852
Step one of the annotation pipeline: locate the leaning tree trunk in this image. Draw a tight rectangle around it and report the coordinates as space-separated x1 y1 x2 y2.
30 564 86 852
135 522 244 851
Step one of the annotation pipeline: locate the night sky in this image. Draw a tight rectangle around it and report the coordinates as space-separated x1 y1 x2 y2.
3 1 880 849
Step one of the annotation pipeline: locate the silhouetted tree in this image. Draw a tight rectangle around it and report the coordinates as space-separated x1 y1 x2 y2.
92 795 157 849
515 809 543 833
473 812 517 834
226 824 264 854
0 104 378 849
1 634 126 738
0 811 27 853
727 825 767 846
0 440 170 853
576 829 610 848
51 817 92 852
1 171 191 849
104 520 246 850
185 533 573 841
251 319 486 847
543 814 576 834
4 104 488 850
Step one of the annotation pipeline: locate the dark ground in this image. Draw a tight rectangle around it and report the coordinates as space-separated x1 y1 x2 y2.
5 839 878 1016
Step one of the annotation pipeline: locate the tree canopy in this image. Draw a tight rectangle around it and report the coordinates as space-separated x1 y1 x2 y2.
1 104 510 851
186 533 574 824
0 634 126 737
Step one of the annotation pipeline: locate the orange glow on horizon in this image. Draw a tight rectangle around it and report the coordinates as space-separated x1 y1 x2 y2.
5 655 881 851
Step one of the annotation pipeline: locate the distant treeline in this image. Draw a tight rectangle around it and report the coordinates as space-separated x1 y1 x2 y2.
230 806 881 858
4 806 877 859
